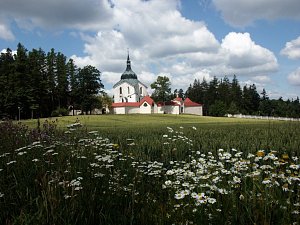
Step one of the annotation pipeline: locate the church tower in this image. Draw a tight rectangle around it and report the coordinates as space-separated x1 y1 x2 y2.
113 53 148 103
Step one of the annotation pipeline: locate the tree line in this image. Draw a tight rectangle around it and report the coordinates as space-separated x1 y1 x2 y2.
185 76 300 117
149 75 300 118
0 43 105 120
1 43 299 119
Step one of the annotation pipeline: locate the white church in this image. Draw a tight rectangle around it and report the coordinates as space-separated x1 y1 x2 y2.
111 54 203 115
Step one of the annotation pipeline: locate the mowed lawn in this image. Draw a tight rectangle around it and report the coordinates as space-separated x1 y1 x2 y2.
22 114 273 130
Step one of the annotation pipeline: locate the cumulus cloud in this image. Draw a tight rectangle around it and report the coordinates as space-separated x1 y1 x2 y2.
253 76 271 83
281 36 300 59
0 0 113 31
288 67 300 86
70 1 278 93
220 32 278 74
9 0 266 93
212 0 300 27
0 22 15 41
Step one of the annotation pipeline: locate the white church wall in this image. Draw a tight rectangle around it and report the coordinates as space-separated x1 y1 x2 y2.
127 107 140 114
138 84 148 99
157 105 180 114
113 107 126 114
113 82 138 103
140 102 152 114
184 106 203 116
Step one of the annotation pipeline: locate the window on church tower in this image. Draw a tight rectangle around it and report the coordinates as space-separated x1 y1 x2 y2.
128 87 130 94
140 87 142 95
120 87 122 95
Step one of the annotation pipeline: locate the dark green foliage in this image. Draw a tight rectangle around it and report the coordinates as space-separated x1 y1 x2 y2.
0 43 105 119
150 76 172 102
186 75 300 117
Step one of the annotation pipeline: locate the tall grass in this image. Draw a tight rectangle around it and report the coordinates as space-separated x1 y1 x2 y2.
0 117 299 224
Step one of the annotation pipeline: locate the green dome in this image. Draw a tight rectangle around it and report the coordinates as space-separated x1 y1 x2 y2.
121 54 137 80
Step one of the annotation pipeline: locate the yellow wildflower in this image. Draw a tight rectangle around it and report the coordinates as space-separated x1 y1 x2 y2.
256 150 265 157
281 154 289 160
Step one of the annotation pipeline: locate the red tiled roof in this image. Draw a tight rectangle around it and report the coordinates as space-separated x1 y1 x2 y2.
184 98 202 107
139 95 154 106
112 96 155 108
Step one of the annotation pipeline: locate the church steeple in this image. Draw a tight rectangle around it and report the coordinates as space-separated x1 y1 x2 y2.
121 50 137 80
126 51 131 71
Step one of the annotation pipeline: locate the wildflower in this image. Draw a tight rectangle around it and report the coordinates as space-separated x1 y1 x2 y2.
256 150 265 157
290 164 300 170
17 151 27 156
6 161 16 165
0 192 4 198
282 183 289 191
192 126 197 130
239 194 245 200
165 180 172 186
32 158 39 162
64 194 72 199
281 154 289 160
163 134 168 138
262 178 271 184
175 193 185 199
43 149 54 155
207 197 216 204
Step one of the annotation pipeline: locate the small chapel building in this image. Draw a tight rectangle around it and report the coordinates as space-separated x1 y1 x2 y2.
111 54 203 115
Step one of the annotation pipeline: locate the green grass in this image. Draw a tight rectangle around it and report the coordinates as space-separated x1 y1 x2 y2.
21 114 273 129
1 115 299 224
20 114 300 157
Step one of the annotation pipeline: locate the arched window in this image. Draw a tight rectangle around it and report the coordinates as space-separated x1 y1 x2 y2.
128 86 130 94
120 87 122 95
140 87 143 95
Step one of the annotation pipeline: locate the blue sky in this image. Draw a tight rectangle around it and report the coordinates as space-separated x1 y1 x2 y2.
1 0 300 99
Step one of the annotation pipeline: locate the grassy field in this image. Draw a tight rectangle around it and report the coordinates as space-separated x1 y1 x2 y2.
1 115 299 224
22 114 273 129
21 114 300 156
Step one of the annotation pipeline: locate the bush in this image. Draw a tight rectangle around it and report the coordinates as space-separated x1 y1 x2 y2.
51 107 69 117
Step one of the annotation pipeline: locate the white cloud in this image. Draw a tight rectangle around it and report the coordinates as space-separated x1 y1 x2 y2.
220 32 278 75
212 0 300 27
0 0 113 31
64 2 277 93
288 67 300 86
281 36 300 59
253 76 271 83
0 22 15 41
1 48 17 55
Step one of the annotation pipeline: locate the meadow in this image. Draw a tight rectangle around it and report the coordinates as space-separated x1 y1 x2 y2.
0 114 299 224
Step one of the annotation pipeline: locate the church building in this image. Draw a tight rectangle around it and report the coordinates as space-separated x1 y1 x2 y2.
111 54 203 115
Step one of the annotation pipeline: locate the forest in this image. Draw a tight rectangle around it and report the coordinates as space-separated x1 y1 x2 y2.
185 76 300 117
1 43 299 119
0 43 104 120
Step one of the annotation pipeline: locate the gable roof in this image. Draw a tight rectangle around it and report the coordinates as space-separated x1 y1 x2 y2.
184 98 202 107
140 95 154 106
112 96 155 108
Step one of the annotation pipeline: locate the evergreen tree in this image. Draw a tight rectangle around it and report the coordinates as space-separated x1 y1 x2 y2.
77 65 104 114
